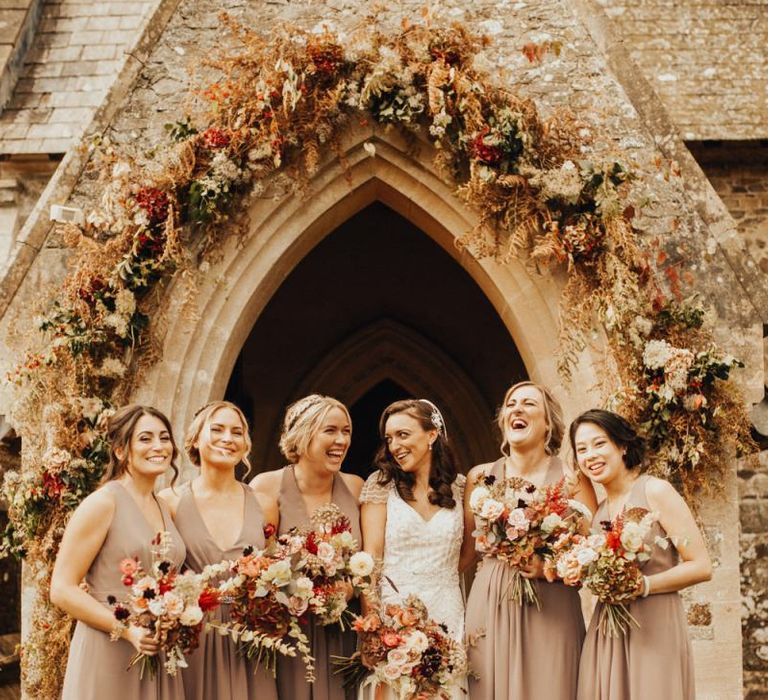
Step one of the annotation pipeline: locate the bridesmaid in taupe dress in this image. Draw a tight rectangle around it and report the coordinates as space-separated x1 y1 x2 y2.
251 394 364 700
161 400 278 700
463 382 597 700
51 405 186 700
570 409 711 699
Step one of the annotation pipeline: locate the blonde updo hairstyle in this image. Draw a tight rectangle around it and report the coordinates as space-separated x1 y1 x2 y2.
185 400 253 473
497 381 565 456
279 394 352 464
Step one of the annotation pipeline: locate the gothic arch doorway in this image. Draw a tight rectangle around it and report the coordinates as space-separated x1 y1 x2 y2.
224 201 525 477
139 125 600 454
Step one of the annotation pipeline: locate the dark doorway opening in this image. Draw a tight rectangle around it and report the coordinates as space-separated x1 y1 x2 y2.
225 201 526 476
346 379 410 479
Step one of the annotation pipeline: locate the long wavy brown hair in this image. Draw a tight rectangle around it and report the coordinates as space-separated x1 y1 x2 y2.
373 399 459 509
100 404 179 485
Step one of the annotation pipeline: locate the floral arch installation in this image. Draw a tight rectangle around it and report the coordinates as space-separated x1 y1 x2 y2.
0 15 755 696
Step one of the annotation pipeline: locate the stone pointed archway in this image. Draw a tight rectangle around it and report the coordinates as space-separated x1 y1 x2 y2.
135 124 598 436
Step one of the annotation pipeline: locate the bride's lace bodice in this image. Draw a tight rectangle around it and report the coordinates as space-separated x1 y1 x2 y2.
360 471 466 639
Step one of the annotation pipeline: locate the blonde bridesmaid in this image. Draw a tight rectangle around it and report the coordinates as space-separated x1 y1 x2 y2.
160 400 278 700
464 381 597 700
51 405 186 700
250 394 364 700
571 409 711 699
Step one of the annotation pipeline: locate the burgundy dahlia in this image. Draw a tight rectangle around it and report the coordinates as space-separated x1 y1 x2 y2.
201 126 231 149
471 128 503 166
77 276 106 304
308 42 344 76
135 186 170 225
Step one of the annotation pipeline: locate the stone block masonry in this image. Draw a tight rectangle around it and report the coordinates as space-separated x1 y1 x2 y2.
597 0 768 141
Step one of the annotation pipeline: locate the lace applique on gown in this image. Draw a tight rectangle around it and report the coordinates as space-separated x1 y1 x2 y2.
359 471 468 700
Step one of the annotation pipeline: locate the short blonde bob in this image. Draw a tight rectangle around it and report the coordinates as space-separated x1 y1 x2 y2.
185 400 253 472
279 394 351 463
497 381 564 456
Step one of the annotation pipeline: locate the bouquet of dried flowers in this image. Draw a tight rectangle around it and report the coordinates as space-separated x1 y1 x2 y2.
469 472 590 608
109 532 221 678
212 539 314 679
334 594 468 699
554 507 664 636
287 503 374 627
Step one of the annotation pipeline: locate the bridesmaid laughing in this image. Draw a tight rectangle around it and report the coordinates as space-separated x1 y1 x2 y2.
464 381 597 700
160 400 278 700
571 409 711 700
250 394 364 700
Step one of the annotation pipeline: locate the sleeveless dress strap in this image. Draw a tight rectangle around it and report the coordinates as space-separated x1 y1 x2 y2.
490 457 505 479
628 473 652 510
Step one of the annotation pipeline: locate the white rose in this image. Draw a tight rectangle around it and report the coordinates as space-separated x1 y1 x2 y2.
335 531 355 549
620 522 645 553
469 486 490 511
293 576 314 598
479 498 505 521
403 630 428 653
381 663 403 682
180 605 203 626
576 547 599 566
163 592 185 618
506 508 530 532
349 551 374 577
264 559 292 587
148 598 166 617
316 542 336 562
287 595 309 617
541 513 563 534
387 648 410 667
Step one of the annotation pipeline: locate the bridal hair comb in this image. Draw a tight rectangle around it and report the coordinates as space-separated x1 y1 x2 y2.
419 399 447 438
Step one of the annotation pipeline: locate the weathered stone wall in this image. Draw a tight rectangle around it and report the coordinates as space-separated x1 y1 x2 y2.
598 0 768 141
688 140 768 700
0 157 57 270
0 0 158 155
741 451 768 700
690 142 768 276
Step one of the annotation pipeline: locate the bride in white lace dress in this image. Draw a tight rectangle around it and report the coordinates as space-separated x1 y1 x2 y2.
358 399 476 699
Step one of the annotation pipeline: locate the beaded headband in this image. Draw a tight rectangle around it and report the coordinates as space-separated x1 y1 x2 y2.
419 399 447 438
285 394 326 429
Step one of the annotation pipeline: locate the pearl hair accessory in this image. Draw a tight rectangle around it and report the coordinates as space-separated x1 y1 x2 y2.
419 399 447 438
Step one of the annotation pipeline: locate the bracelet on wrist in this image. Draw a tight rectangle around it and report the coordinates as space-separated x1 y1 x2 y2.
641 575 651 598
109 621 126 642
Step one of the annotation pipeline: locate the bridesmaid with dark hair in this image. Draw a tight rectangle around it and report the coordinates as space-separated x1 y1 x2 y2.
571 408 711 700
464 381 597 700
159 400 278 700
51 404 186 700
250 394 364 700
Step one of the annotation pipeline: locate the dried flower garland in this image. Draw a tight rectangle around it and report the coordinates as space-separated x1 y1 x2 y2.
0 15 755 696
